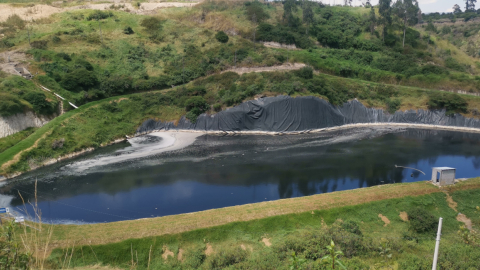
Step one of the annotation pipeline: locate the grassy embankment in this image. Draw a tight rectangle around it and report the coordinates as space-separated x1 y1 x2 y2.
32 178 480 269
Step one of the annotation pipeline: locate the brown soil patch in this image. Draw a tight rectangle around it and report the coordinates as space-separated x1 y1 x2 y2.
445 193 458 212
161 246 174 260
177 248 184 261
261 238 272 247
456 214 473 230
378 214 391 226
0 2 199 22
399 211 408 221
223 63 306 75
240 244 252 251
205 243 214 256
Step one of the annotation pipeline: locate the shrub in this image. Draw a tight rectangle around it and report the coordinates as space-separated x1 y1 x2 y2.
425 21 437 32
427 93 468 115
407 207 437 233
206 246 248 268
86 10 113 21
74 59 94 71
0 93 24 116
441 26 451 35
123 26 134 35
61 69 98 92
215 31 229 43
341 220 363 236
445 57 465 72
56 53 71 61
3 14 25 29
23 92 55 115
213 103 222 112
140 17 163 31
386 98 401 114
31 40 48 50
294 66 313 79
185 96 209 122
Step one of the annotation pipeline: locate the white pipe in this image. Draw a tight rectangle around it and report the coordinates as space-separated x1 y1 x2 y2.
432 217 443 270
69 102 78 109
53 93 65 100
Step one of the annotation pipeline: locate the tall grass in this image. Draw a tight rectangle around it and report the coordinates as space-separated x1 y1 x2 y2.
0 181 55 269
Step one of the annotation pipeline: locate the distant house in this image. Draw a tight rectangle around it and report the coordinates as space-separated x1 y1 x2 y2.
431 167 456 186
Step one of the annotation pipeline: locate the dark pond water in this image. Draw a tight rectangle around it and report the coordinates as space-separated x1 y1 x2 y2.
2 127 480 224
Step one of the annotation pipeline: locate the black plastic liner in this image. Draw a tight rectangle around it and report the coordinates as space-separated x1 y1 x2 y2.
136 96 480 133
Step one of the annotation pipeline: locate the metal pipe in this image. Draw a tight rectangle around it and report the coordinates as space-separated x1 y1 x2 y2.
395 165 426 175
432 217 443 270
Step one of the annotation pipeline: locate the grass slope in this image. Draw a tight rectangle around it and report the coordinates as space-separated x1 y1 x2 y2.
44 178 480 269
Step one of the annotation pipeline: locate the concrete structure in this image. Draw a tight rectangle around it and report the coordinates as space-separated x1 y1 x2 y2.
431 167 456 186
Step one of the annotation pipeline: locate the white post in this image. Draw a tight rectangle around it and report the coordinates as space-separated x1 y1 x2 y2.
432 217 443 270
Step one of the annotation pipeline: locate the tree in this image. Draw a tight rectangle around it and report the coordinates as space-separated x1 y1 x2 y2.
465 0 477 12
378 0 392 43
344 0 352 6
453 4 462 14
369 6 377 35
393 0 420 47
303 2 314 35
365 0 372 8
245 1 269 22
283 0 297 26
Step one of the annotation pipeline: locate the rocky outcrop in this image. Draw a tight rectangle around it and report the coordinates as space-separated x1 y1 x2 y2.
0 111 55 138
137 96 480 134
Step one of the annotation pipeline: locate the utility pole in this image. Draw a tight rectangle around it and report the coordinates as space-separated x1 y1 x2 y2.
432 217 443 270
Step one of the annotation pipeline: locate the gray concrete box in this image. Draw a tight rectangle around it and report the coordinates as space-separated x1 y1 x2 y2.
431 167 456 186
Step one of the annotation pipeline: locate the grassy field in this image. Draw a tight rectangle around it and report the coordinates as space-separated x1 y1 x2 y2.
35 178 480 269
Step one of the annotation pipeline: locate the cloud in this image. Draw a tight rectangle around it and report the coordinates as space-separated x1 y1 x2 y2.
418 0 438 4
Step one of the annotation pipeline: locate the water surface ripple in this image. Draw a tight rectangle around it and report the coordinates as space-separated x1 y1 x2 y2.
1 127 480 224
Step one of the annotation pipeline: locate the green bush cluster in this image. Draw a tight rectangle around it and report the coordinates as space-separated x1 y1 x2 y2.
407 207 437 234
427 92 468 116
86 10 114 21
0 75 58 116
215 31 229 43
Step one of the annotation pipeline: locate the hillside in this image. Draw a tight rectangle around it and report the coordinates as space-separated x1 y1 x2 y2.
2 0 480 174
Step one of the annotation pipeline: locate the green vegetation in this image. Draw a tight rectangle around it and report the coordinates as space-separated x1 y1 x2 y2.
0 73 58 117
0 127 36 154
45 185 480 269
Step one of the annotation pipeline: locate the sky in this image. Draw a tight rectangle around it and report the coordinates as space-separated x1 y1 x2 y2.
322 0 466 14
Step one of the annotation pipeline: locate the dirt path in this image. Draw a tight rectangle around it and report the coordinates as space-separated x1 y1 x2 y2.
0 1 199 22
223 63 306 75
444 191 474 231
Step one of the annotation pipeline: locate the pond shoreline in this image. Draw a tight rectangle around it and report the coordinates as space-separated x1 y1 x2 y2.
3 122 480 182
